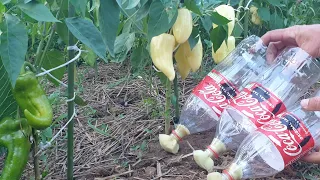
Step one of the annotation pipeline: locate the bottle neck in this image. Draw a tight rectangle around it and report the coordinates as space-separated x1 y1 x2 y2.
222 163 243 180
171 124 190 141
206 138 227 159
222 170 234 180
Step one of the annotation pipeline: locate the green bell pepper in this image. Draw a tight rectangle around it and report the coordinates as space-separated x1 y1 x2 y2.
0 117 31 180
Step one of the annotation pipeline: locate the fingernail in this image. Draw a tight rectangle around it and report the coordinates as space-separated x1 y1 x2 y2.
301 99 309 109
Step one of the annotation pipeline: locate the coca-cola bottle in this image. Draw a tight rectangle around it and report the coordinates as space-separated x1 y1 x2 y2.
193 47 320 172
159 35 274 154
207 90 320 180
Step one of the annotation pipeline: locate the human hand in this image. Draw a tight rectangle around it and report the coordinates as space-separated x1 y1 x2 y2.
299 95 320 164
261 24 320 164
300 147 320 164
261 24 320 62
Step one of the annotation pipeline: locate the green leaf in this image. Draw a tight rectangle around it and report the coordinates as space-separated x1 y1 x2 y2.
160 0 179 21
42 50 66 86
122 19 132 33
99 0 120 57
65 17 107 61
56 0 68 44
220 0 239 6
56 21 68 44
170 93 177 107
46 0 55 6
0 58 18 120
210 25 227 53
17 1 60 22
233 22 243 37
0 3 5 13
188 26 200 50
266 0 282 6
210 11 231 25
0 0 10 5
125 0 140 9
229 0 240 6
110 33 135 63
258 7 270 22
140 140 147 151
81 45 97 67
184 0 202 15
48 91 59 104
74 95 88 106
135 0 151 21
42 127 53 138
0 14 28 87
58 0 68 11
200 15 212 34
130 45 148 72
147 0 178 39
70 0 88 17
156 72 168 87
270 12 284 29
30 24 37 48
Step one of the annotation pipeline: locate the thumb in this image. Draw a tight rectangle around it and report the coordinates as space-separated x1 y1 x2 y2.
300 151 320 164
300 97 320 111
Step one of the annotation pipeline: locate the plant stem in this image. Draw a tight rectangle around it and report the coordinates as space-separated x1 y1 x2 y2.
37 24 57 70
67 2 75 180
94 61 98 80
244 0 249 37
164 78 172 135
37 0 64 70
36 0 63 70
173 75 179 122
32 129 40 180
236 0 245 20
89 0 95 22
35 23 46 67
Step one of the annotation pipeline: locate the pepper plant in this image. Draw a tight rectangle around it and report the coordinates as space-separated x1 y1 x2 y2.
0 0 314 179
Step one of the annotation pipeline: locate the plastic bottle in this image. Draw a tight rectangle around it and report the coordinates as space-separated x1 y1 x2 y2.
159 35 273 154
207 91 320 179
193 47 320 172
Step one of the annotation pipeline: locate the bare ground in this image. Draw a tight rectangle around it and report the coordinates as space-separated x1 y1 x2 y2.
14 61 320 180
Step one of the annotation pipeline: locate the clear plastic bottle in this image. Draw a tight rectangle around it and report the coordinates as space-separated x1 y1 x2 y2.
193 47 320 172
158 35 274 154
207 99 320 180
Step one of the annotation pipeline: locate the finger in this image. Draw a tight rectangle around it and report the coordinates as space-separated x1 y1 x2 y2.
300 97 320 111
300 152 320 164
266 42 287 63
261 26 299 47
266 43 278 63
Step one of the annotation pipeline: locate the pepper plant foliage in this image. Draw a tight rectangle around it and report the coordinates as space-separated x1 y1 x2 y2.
0 0 317 120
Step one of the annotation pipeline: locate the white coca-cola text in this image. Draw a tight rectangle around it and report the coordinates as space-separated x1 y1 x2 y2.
198 84 229 109
233 89 275 124
261 119 303 157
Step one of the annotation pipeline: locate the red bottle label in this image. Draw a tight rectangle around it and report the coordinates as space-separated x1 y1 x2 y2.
229 82 286 127
193 69 239 118
258 113 315 167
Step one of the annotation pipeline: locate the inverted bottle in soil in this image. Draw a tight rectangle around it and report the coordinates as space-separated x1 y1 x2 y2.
194 47 320 172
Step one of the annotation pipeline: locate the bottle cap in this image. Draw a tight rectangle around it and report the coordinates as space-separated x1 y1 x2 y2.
193 150 214 172
158 124 190 154
207 172 224 180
